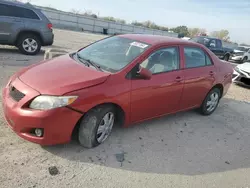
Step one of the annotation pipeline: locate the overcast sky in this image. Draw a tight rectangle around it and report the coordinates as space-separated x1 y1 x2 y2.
25 0 250 44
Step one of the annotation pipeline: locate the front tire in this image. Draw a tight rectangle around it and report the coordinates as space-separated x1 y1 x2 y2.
17 34 41 55
78 105 115 148
200 88 221 115
243 56 248 63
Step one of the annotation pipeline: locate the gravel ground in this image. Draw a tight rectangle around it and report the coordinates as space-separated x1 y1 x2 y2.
0 29 250 188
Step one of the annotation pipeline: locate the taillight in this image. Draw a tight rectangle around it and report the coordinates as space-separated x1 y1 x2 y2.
47 23 53 30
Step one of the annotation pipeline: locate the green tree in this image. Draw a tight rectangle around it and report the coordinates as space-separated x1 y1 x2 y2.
188 28 206 37
102 16 116 22
171 26 189 36
210 30 230 41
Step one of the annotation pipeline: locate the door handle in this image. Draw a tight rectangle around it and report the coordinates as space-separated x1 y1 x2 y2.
175 76 183 82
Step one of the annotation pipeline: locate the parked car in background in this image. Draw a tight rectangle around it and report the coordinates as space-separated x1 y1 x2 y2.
2 35 233 148
231 46 250 63
190 36 233 61
0 0 54 55
233 62 250 86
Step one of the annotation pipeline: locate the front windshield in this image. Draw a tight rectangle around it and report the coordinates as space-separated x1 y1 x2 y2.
236 47 248 52
77 36 150 73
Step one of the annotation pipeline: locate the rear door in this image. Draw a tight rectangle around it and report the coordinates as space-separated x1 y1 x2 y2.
179 45 216 110
0 3 24 44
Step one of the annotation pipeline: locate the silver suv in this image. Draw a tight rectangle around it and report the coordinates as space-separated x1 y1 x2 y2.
0 0 54 55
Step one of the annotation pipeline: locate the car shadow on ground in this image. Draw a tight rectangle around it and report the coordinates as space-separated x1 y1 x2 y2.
43 98 250 175
234 82 250 89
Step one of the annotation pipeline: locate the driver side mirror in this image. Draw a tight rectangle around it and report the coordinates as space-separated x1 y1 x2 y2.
137 66 152 80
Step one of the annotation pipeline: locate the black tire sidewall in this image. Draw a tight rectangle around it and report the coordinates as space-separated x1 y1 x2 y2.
243 57 247 62
200 88 221 115
224 54 229 61
17 34 41 55
78 105 115 148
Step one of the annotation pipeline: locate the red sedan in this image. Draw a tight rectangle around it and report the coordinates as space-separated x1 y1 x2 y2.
2 35 233 148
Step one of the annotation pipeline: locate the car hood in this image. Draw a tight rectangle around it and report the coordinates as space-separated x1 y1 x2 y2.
18 55 111 95
234 49 244 53
238 62 250 73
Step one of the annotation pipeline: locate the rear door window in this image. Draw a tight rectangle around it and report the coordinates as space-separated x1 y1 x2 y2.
184 47 212 68
0 3 39 20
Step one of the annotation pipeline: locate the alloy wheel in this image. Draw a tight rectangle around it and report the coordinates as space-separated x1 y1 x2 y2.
96 112 115 143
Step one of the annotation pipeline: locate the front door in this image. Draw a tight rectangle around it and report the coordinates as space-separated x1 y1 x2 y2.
130 46 184 123
180 46 216 110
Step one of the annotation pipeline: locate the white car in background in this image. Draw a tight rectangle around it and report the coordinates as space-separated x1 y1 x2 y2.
231 46 250 63
233 62 250 86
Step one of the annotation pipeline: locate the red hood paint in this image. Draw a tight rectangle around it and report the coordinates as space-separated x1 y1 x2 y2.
18 55 110 95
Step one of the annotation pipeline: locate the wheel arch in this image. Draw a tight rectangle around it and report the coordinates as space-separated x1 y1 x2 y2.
212 83 224 98
71 102 126 140
15 30 43 45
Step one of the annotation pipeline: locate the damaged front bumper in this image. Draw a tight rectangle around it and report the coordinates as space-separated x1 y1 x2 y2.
232 68 250 86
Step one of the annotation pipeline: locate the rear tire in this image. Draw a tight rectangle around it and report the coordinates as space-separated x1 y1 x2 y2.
78 105 115 148
200 88 221 116
223 54 230 61
17 33 41 55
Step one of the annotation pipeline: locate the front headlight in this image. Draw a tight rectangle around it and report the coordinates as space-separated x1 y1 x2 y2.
29 96 78 110
234 66 240 73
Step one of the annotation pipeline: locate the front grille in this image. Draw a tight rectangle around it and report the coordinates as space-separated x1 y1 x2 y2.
9 86 25 102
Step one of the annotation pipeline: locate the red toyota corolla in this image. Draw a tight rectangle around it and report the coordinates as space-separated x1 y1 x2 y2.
2 35 233 148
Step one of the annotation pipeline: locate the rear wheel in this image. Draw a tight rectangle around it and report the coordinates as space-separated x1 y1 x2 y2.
78 105 115 148
223 54 230 61
17 33 41 55
200 88 221 115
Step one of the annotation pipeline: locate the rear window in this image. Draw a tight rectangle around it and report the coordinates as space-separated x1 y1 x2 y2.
0 3 39 20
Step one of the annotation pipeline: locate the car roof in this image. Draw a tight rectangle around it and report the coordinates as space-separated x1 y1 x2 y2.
120 34 199 46
1 0 34 9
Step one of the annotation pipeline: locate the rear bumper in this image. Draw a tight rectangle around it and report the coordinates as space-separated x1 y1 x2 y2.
2 78 82 145
41 31 54 46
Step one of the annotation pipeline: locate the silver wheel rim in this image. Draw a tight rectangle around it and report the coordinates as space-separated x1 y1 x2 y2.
22 38 38 53
206 92 219 112
96 112 115 143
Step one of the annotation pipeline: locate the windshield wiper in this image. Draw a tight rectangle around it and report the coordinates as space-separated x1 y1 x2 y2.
76 53 102 71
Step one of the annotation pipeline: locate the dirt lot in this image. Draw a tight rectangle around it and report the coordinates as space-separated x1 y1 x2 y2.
0 29 250 188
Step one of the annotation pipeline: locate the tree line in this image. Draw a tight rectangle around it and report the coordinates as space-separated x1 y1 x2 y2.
42 6 232 42
73 10 231 42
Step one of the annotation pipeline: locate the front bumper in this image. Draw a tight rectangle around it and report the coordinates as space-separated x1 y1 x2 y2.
2 78 82 145
232 69 250 86
231 55 243 61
